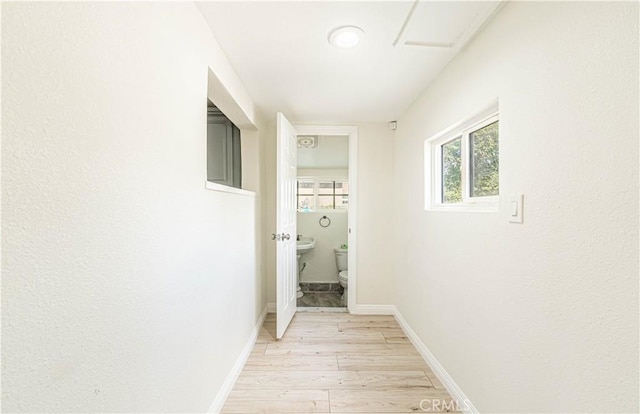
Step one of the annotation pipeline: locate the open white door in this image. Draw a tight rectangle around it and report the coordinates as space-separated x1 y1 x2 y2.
275 113 297 339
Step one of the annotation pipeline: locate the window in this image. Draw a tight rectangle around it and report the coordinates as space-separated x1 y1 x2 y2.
426 104 499 210
297 178 349 212
297 180 315 211
334 181 350 210
207 100 241 189
469 121 499 198
442 137 462 203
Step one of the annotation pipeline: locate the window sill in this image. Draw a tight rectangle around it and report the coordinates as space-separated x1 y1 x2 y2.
298 210 348 214
426 203 498 213
205 181 257 198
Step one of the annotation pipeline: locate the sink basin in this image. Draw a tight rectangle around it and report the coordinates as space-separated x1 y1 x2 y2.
297 237 316 254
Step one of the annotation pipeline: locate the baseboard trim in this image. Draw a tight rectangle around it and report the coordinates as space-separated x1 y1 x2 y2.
352 304 396 315
393 307 479 414
207 306 268 414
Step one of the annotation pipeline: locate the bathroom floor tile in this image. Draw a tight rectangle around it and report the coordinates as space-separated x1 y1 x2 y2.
297 292 344 308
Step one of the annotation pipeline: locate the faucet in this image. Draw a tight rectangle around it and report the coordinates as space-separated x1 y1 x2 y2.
297 234 302 241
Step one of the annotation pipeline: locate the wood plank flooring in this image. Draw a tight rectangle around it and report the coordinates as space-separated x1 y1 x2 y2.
221 313 459 413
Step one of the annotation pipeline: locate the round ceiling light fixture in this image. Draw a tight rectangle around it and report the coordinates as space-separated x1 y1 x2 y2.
328 26 364 48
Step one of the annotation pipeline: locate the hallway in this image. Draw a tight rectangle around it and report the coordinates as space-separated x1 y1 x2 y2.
2 2 638 412
222 313 458 413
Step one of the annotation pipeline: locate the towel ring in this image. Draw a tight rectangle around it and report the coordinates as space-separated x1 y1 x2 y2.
319 215 331 228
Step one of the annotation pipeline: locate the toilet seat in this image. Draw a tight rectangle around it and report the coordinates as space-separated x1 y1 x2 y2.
338 270 348 282
338 271 348 306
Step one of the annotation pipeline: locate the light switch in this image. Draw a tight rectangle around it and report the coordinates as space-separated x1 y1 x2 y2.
509 193 524 223
510 201 519 216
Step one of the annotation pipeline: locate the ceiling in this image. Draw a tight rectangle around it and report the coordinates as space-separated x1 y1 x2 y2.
197 1 502 123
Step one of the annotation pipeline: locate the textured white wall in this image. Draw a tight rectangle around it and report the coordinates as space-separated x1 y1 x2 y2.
265 123 394 305
392 2 639 412
355 124 394 305
2 3 266 412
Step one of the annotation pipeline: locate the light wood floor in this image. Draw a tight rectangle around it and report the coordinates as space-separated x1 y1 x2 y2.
221 313 459 413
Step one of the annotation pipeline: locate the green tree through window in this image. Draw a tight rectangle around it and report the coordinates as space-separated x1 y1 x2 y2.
431 112 499 207
470 121 499 197
442 138 462 203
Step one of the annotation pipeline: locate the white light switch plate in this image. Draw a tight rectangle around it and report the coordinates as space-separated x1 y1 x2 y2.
509 193 524 223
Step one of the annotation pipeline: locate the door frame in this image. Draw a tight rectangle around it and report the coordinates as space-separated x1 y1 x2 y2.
293 125 358 314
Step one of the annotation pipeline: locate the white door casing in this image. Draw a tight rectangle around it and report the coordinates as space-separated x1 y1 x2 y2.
275 113 297 338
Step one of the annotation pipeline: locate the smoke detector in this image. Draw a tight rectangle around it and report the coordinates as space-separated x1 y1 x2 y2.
297 136 319 149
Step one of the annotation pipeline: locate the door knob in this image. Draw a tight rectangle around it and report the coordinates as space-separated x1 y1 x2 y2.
271 233 281 241
281 233 291 240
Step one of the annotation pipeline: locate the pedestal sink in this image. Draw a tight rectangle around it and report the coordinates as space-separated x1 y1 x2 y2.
297 237 316 253
296 237 315 298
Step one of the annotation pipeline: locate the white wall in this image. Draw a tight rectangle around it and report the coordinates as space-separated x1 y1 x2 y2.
355 124 395 306
392 2 639 412
2 3 266 412
297 135 349 169
265 123 394 305
298 168 348 178
297 212 348 283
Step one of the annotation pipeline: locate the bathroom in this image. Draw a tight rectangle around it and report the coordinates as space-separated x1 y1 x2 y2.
296 134 349 308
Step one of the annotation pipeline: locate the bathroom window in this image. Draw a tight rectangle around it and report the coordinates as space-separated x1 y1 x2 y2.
334 181 349 210
425 103 499 211
297 180 315 211
297 178 349 212
318 181 335 210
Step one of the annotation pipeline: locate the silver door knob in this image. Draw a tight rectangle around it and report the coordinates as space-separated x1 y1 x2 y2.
271 233 281 241
281 233 290 240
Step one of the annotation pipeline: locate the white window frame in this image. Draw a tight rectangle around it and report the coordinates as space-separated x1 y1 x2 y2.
425 102 499 212
297 176 349 213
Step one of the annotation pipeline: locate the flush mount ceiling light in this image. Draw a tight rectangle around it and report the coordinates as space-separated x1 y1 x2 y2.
328 26 364 48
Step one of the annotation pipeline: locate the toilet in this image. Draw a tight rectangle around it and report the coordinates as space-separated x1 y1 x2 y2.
334 247 348 306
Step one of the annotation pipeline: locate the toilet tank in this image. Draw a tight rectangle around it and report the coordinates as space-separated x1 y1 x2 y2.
334 247 348 271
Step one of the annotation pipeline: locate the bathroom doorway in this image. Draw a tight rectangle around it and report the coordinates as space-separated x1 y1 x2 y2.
293 126 358 312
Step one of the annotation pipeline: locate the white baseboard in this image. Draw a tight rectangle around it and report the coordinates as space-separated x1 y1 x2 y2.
352 304 396 315
207 306 268 414
393 307 479 414
266 302 276 313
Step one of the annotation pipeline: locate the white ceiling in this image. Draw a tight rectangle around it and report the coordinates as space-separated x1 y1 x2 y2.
197 1 501 123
